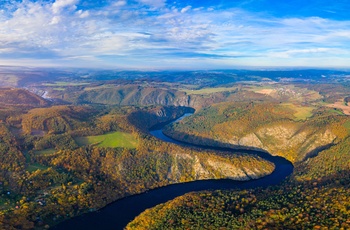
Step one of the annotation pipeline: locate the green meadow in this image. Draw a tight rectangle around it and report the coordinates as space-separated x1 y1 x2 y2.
181 86 238 95
75 131 138 148
343 121 350 135
281 103 315 121
27 163 49 173
42 81 90 87
34 148 56 156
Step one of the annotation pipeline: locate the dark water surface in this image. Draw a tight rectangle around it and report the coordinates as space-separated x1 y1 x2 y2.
53 113 293 230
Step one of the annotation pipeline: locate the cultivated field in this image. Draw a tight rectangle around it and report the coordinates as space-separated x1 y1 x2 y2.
42 81 90 87
181 86 238 95
34 149 56 156
326 100 350 115
27 163 49 172
281 103 315 121
74 131 138 148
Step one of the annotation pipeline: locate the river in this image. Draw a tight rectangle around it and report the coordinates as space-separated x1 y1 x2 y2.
52 113 293 230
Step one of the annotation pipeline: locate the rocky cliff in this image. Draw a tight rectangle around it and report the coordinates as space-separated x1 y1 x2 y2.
163 102 344 163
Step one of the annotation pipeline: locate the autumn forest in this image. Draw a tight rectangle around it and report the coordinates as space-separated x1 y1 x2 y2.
0 69 350 229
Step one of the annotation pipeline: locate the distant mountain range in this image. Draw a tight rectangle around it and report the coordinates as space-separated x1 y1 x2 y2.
1 66 350 88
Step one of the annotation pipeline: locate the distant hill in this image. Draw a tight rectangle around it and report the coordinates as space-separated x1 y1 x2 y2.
0 88 49 106
21 105 97 134
55 85 191 106
47 84 250 109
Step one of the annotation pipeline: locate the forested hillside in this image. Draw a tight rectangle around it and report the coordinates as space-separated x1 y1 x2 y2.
44 83 240 109
164 101 349 163
0 88 49 107
127 176 350 230
128 97 350 230
1 78 350 230
0 95 274 229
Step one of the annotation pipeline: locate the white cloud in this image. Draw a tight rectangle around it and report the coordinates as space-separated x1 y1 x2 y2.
288 48 331 54
50 16 61 25
1 0 350 68
269 48 333 58
0 48 14 53
77 10 90 18
180 6 191 13
52 0 79 14
113 1 127 7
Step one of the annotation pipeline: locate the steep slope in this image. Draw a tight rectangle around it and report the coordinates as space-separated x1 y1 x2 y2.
127 102 350 230
294 137 350 181
164 102 348 163
0 103 275 229
71 85 190 106
21 105 97 134
46 84 261 109
0 88 49 106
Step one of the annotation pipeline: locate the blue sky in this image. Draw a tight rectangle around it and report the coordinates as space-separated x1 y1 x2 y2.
0 0 350 69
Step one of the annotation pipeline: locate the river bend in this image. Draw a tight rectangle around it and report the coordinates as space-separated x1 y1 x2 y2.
53 113 293 230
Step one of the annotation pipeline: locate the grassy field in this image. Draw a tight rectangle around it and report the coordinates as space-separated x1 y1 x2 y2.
326 100 350 115
34 149 56 156
27 163 49 172
180 86 238 95
42 81 90 87
75 131 138 148
343 121 350 134
247 85 322 103
84 84 117 91
328 108 345 115
246 85 275 93
281 103 315 121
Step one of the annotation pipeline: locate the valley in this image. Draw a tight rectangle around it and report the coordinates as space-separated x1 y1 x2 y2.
0 68 350 229
2 0 350 229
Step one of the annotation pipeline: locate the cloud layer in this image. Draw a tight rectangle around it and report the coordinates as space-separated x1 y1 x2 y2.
0 0 350 69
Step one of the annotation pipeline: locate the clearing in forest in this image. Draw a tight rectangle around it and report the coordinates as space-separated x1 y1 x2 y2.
326 100 350 115
74 131 138 148
281 103 315 121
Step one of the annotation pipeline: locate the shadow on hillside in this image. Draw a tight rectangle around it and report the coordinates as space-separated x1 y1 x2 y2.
127 106 195 132
157 129 290 165
163 129 337 166
302 143 335 161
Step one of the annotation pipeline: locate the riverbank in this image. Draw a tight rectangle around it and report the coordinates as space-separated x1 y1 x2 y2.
52 112 293 230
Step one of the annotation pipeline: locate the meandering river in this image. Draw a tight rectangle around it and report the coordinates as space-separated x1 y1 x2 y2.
53 113 293 230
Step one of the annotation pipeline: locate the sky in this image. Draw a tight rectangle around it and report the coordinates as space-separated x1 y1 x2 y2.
0 0 350 69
